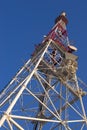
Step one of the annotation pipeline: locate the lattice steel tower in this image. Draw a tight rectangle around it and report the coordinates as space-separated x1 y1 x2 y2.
0 12 87 130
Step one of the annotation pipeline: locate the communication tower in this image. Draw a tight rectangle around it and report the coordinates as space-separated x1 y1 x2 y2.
0 12 87 130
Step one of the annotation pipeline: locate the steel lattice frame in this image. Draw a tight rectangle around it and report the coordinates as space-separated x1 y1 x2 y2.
0 39 87 130
0 12 87 129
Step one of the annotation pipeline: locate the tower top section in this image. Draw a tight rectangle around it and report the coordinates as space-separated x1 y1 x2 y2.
55 11 68 25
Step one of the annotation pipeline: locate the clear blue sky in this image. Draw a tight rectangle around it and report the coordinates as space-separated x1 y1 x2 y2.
0 0 87 92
